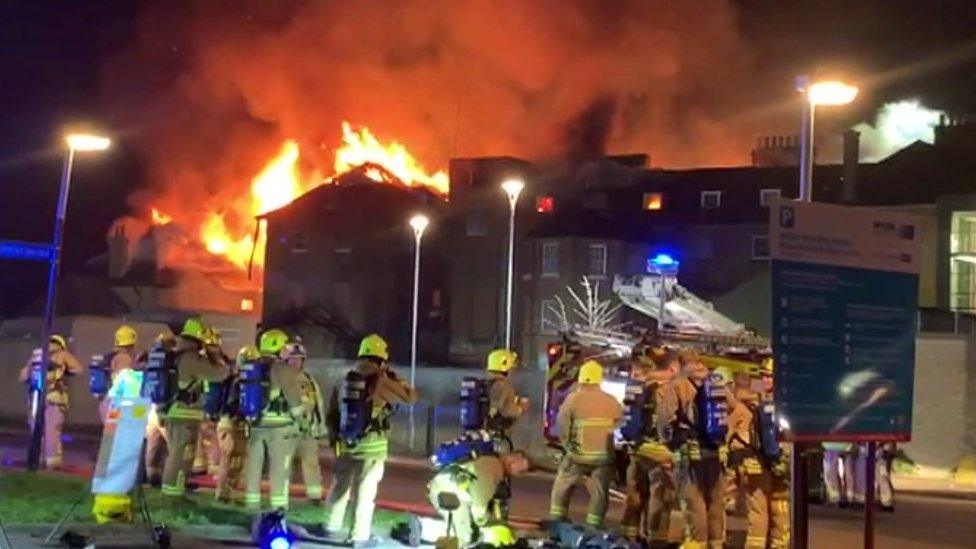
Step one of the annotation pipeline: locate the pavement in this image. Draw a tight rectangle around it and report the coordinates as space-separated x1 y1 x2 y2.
1 427 975 547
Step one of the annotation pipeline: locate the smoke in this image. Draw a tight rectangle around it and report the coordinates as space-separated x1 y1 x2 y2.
853 100 946 161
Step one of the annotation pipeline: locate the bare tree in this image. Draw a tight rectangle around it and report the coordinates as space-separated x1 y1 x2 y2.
546 277 623 332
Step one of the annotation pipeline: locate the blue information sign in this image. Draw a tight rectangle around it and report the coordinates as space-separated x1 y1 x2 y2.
0 240 53 262
769 199 921 442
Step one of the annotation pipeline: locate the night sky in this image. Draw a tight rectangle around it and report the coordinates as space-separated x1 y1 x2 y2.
2 0 976 317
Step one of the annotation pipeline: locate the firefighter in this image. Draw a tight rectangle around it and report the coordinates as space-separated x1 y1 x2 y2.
160 319 230 498
427 451 530 546
243 329 308 510
145 332 174 485
726 357 789 549
822 441 853 506
287 341 328 504
214 345 254 503
548 359 624 529
19 335 83 470
657 351 727 549
621 349 679 546
97 325 140 422
715 365 742 515
485 349 529 442
194 326 227 476
323 334 418 547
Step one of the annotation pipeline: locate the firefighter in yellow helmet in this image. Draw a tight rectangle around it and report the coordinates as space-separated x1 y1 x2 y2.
285 340 328 504
484 349 529 443
19 334 83 469
548 359 624 529
160 318 230 498
93 325 140 423
323 334 418 547
657 351 727 549
622 348 679 545
214 345 257 503
243 329 309 510
193 326 230 476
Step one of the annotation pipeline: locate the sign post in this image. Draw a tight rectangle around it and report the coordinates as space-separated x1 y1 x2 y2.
770 198 920 547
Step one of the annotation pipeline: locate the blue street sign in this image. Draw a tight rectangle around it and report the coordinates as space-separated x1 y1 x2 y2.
769 199 921 442
0 240 54 262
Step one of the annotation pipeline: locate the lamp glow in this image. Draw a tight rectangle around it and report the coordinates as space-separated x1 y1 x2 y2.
65 133 111 152
805 81 858 106
501 178 525 203
409 214 430 236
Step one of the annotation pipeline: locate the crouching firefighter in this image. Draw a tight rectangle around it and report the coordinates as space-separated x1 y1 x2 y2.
548 359 624 529
427 431 530 546
20 335 83 470
323 334 418 547
621 349 679 546
727 358 789 549
145 318 230 498
658 351 729 549
242 329 308 510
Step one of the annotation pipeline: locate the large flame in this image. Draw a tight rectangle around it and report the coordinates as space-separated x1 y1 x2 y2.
149 124 447 271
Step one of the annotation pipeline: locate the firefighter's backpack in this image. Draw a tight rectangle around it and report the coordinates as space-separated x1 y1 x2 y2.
460 376 489 432
141 344 178 406
431 431 496 469
339 369 375 445
695 372 728 447
238 357 271 423
88 353 114 398
755 401 782 461
620 380 653 444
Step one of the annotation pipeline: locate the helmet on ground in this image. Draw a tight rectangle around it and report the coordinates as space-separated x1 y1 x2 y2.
712 366 734 386
180 318 209 342
259 329 289 356
236 345 261 366
114 325 137 347
480 523 516 547
578 359 604 384
487 349 518 373
358 333 389 361
49 335 68 350
92 493 132 524
282 342 307 361
761 357 774 376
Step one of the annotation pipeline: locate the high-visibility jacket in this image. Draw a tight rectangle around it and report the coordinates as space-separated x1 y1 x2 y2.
164 340 230 421
338 360 418 459
556 385 623 465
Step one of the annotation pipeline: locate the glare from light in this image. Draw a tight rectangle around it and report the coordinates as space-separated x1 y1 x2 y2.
65 133 111 152
269 536 291 549
409 214 430 237
777 415 791 431
501 178 525 203
806 81 859 106
600 380 627 404
854 100 945 161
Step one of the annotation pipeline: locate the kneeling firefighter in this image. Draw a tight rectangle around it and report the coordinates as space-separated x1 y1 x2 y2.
548 359 624 529
243 329 309 510
324 334 418 547
427 432 530 546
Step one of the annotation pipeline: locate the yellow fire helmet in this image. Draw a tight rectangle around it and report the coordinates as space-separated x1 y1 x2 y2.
761 357 774 376
236 345 261 366
180 318 209 342
49 334 68 350
114 325 137 347
712 365 734 386
282 342 307 360
358 333 390 361
203 326 222 347
259 329 290 356
578 359 604 384
487 348 518 373
480 523 516 547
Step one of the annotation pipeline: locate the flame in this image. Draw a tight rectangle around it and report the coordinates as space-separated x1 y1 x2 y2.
150 207 172 225
335 122 449 195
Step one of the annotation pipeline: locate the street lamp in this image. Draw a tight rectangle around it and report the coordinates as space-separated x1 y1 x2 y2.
408 214 429 389
501 178 524 350
27 132 111 471
796 76 858 200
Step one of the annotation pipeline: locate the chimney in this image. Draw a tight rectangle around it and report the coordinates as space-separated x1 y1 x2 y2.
842 129 860 203
108 223 129 280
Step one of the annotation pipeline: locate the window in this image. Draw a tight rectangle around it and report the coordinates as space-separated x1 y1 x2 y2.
643 192 663 211
536 195 554 213
950 211 976 311
240 298 254 312
542 242 559 276
701 190 722 209
587 244 607 276
760 188 782 207
466 211 487 236
752 235 770 260
540 299 562 334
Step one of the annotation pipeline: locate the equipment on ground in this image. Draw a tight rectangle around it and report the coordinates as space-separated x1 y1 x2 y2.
252 509 293 549
460 377 489 432
238 358 271 423
695 371 729 447
141 344 177 407
431 430 496 469
89 354 113 399
338 369 374 444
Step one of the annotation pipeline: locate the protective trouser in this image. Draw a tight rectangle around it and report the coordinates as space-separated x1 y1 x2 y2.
677 458 725 549
43 404 66 469
244 426 299 510
877 454 894 507
622 455 674 543
324 455 386 542
743 469 790 549
549 458 613 528
848 447 866 504
296 437 324 500
215 421 247 501
429 484 477 545
193 420 217 475
161 418 200 497
145 409 168 480
822 450 844 504
723 463 740 513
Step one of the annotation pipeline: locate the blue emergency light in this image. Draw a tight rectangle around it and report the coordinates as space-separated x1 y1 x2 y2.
651 253 676 266
647 253 679 274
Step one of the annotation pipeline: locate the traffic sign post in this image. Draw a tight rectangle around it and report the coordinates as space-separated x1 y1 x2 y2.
769 198 921 547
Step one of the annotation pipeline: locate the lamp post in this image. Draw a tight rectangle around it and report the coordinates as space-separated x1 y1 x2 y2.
501 178 524 350
27 133 111 471
408 214 429 389
792 76 857 547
